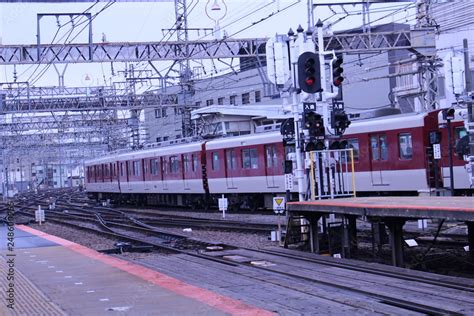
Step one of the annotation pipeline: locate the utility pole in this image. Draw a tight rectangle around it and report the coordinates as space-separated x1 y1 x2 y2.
415 0 440 112
462 39 474 188
175 0 194 138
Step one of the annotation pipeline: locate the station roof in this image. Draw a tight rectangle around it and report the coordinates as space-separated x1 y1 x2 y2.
191 104 290 120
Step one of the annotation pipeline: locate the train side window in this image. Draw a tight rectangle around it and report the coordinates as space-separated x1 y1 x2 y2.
226 149 237 170
398 133 413 160
143 160 148 175
183 155 190 173
346 138 359 161
380 135 388 160
192 154 199 172
212 152 220 171
170 156 179 173
370 136 379 160
265 145 278 168
371 135 388 161
161 158 168 175
242 148 258 169
132 161 141 176
127 161 132 176
150 159 159 175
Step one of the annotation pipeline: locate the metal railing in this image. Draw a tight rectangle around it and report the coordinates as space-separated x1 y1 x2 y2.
308 148 356 200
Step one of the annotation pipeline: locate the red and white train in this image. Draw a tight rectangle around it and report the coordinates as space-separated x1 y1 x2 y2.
85 109 471 209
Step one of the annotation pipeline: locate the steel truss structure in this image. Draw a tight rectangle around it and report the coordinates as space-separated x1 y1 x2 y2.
0 38 268 65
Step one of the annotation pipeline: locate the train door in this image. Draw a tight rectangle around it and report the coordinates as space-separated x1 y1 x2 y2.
225 149 237 189
182 154 190 190
264 144 278 188
369 134 387 186
161 157 168 190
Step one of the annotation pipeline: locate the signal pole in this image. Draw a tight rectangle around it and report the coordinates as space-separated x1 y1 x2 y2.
288 28 306 202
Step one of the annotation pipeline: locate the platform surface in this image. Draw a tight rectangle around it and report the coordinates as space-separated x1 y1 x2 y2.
288 196 474 220
0 224 273 315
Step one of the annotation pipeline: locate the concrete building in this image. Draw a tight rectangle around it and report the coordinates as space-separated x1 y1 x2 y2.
432 1 474 107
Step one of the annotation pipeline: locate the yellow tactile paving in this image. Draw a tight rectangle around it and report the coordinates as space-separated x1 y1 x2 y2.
0 254 66 316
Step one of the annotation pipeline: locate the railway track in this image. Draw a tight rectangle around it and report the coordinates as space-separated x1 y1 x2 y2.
3 190 474 315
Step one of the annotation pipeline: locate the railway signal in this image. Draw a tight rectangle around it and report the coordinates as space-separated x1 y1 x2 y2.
305 140 325 152
331 109 351 135
332 56 344 87
297 52 322 93
303 111 325 138
442 108 455 120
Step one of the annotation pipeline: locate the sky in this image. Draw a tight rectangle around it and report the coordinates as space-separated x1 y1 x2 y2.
0 0 417 88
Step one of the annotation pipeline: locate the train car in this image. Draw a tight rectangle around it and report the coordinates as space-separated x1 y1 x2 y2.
85 109 472 209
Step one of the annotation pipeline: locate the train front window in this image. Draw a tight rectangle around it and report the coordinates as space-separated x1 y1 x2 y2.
455 127 467 140
398 133 413 160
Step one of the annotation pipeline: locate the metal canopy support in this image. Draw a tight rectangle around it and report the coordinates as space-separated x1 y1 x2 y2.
468 222 474 261
308 214 322 253
385 217 406 267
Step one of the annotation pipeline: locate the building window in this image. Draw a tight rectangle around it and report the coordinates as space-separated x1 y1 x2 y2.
438 77 446 99
156 137 162 142
225 149 237 170
218 97 224 105
163 136 169 141
195 101 201 107
120 163 124 177
206 99 214 106
242 148 258 169
212 152 220 171
230 95 237 105
162 108 167 117
154 109 162 118
242 92 250 104
265 145 278 168
255 90 261 103
398 133 413 160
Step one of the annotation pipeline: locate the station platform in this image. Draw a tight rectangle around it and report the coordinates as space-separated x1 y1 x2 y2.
0 224 273 315
287 196 474 267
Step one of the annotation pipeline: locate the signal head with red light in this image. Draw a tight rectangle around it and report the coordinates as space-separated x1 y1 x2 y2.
298 52 322 93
